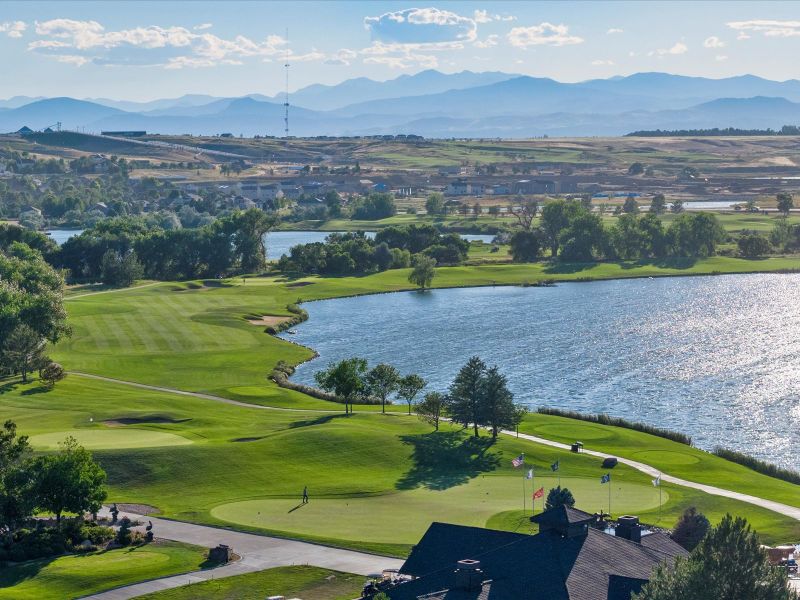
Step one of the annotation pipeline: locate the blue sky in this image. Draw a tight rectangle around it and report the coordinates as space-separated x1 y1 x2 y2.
2 1 800 100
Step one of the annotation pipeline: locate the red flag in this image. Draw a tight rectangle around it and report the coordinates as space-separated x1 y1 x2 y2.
533 487 544 500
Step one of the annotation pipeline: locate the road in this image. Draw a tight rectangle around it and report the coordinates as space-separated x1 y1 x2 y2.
80 507 402 600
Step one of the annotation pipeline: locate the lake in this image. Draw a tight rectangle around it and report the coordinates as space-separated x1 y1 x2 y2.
46 229 83 245
283 274 800 468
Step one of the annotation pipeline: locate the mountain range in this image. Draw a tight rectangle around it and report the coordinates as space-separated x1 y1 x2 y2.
4 70 800 138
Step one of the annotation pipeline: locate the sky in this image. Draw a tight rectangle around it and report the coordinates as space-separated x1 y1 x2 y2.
2 1 800 101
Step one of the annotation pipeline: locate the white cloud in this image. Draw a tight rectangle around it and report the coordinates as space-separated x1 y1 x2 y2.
364 7 477 44
606 28 624 34
727 19 800 38
737 31 751 40
507 22 583 47
324 48 358 66
473 9 515 23
703 36 725 48
648 41 688 56
29 18 289 68
0 21 27 38
474 34 499 48
193 23 213 31
591 59 615 66
715 54 728 61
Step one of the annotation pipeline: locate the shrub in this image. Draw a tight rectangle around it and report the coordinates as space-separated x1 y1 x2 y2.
713 447 800 485
116 517 133 546
537 407 692 445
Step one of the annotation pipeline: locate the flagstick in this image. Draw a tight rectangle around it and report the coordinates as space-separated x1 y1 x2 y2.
608 480 611 519
522 463 526 515
658 473 662 522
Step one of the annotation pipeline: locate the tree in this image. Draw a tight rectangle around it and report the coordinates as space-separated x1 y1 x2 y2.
777 193 794 217
509 230 541 262
425 193 445 216
545 486 576 510
668 213 726 257
671 507 710 551
101 249 143 287
417 392 447 431
509 199 539 231
314 358 368 414
398 374 426 416
636 515 796 600
366 363 400 414
40 362 66 388
481 366 517 439
540 199 582 257
408 255 436 290
650 194 667 215
622 197 640 214
472 202 481 220
30 436 107 524
670 198 685 214
448 357 487 438
0 420 33 531
738 232 772 257
1 324 46 383
559 213 606 262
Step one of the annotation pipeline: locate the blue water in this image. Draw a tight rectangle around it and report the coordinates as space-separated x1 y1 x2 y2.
46 229 83 245
283 274 800 468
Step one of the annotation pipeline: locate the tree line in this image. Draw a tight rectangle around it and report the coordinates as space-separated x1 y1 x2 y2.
277 224 469 276
313 355 525 439
626 125 800 137
507 199 728 262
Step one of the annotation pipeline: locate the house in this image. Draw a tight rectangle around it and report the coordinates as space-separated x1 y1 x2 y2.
90 202 109 215
383 506 686 600
445 180 470 196
514 179 579 195
232 196 256 210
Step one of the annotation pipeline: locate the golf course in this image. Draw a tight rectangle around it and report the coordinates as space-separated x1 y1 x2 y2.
4 256 800 597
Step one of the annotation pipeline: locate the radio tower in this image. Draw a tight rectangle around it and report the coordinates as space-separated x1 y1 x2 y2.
283 29 290 139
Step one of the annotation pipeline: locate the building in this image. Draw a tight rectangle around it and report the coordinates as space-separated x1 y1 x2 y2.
383 506 686 600
514 179 579 195
239 181 284 203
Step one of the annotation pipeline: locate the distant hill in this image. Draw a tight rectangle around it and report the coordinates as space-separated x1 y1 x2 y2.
5 72 800 138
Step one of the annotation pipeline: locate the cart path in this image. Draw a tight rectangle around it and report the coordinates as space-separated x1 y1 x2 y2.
502 428 800 522
72 374 800 520
79 507 402 600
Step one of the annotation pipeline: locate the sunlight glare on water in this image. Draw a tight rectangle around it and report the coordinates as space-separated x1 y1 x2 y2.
283 274 800 469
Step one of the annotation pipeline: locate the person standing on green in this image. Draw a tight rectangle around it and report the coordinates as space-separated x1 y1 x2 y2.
302 486 309 504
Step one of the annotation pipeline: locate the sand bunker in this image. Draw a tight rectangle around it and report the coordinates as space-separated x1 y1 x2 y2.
248 315 290 327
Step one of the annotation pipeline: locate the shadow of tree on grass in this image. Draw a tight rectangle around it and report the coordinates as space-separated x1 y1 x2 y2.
396 431 500 491
288 413 348 429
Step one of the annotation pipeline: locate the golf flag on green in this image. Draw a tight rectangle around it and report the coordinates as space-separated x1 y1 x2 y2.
533 487 544 499
652 475 661 487
601 473 611 484
525 468 534 480
512 454 525 468
550 460 559 472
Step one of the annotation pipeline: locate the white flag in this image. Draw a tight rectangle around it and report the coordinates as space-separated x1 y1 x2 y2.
652 475 661 487
526 469 534 480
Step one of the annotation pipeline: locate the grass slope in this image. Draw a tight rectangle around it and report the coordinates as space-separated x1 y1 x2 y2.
2 377 798 554
137 566 363 600
0 541 210 600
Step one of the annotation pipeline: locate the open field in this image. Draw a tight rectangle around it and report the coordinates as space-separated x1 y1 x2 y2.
0 541 210 600
138 565 363 600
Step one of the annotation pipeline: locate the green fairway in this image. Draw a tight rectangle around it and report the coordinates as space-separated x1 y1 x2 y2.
0 541 211 600
29 429 193 450
138 566 363 600
2 376 798 555
211 475 663 545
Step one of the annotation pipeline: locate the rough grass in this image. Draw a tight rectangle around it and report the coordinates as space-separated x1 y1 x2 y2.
136 565 363 600
0 541 210 600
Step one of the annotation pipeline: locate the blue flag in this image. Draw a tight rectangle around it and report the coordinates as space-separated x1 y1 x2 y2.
550 460 559 472
601 473 611 484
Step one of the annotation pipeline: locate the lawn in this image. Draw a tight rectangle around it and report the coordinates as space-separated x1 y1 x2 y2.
0 541 211 600
137 566 363 600
2 376 799 556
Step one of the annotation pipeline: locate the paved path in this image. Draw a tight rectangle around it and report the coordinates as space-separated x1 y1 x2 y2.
503 428 800 522
66 282 162 300
80 508 402 600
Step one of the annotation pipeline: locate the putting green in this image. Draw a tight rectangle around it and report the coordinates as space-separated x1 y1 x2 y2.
211 475 666 544
29 429 193 450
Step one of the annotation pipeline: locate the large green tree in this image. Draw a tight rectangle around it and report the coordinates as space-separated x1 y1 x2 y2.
540 199 583 257
31 436 107 524
480 366 517 439
671 506 710 551
449 357 487 438
366 363 400 414
416 392 448 431
314 357 368 414
636 515 796 600
1 324 47 383
398 374 426 416
777 193 794 217
0 420 33 531
509 230 542 262
408 255 436 290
